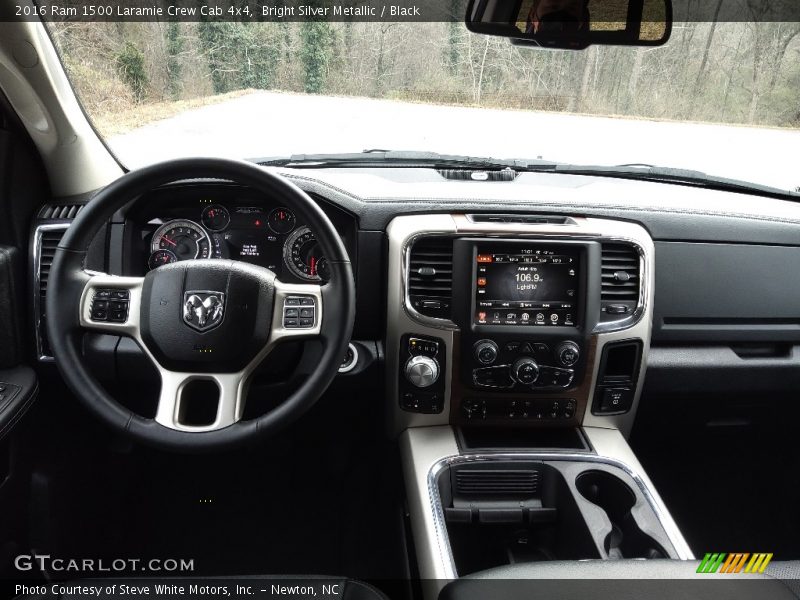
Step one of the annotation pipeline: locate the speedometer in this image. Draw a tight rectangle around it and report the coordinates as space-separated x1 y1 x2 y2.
151 220 211 261
283 227 329 281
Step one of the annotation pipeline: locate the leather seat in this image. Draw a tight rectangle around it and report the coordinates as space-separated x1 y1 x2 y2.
440 560 800 600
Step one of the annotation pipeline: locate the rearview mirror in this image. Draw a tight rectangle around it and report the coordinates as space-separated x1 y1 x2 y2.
465 0 672 49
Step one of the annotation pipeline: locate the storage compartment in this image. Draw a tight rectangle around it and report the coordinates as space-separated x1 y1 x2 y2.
458 427 590 452
576 470 666 559
438 462 601 575
436 459 678 576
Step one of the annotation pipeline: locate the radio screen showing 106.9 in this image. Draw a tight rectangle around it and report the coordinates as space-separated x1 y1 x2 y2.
475 248 579 327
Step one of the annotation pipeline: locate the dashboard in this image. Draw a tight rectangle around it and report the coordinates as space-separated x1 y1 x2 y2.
29 165 800 443
123 184 356 283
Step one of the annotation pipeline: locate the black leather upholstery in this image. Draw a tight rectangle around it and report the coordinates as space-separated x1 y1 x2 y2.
440 560 800 600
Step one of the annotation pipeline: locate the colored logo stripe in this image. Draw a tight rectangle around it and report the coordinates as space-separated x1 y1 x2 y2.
720 553 750 573
697 553 774 574
697 553 726 573
745 553 774 573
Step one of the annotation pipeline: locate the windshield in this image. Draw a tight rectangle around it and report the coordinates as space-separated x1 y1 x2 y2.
45 17 800 193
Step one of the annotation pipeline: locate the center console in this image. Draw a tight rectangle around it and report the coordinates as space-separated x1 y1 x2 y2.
400 425 693 590
387 214 686 593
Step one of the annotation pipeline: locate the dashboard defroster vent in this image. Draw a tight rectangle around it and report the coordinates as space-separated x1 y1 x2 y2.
408 236 453 319
37 204 84 220
437 168 517 182
469 214 574 225
600 243 640 319
455 469 540 496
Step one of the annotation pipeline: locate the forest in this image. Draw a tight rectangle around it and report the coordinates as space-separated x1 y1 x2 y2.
46 15 800 138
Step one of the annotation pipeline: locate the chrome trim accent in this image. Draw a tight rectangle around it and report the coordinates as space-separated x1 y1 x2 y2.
338 342 359 373
470 364 575 390
427 451 694 579
182 290 226 331
471 364 515 389
150 219 211 259
593 237 648 334
405 354 440 388
398 217 652 335
387 215 459 434
401 231 460 331
32 223 69 362
387 214 656 435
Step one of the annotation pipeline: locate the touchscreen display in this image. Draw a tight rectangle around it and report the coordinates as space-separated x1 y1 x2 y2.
475 246 579 327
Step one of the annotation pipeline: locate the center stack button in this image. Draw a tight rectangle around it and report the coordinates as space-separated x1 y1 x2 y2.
473 339 499 365
512 357 540 385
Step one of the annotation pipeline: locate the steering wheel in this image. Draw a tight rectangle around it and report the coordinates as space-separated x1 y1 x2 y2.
46 158 355 452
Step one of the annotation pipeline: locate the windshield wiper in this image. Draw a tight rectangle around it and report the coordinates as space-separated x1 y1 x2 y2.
256 150 555 171
255 152 799 200
522 163 800 200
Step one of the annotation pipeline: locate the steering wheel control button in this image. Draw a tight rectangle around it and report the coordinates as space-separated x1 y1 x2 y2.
91 289 129 323
283 296 316 328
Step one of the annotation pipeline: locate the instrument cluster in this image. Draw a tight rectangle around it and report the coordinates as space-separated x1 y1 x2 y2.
145 202 330 282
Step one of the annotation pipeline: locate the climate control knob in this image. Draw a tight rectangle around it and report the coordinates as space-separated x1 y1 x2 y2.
474 339 499 365
405 355 440 388
555 341 581 367
512 357 540 385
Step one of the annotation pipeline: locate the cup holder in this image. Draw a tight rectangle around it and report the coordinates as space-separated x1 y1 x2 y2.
576 470 666 559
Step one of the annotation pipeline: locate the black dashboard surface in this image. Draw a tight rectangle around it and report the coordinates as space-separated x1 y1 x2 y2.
41 168 800 345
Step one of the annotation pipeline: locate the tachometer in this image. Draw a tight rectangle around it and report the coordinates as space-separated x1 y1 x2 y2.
284 227 328 281
201 204 230 231
151 220 211 261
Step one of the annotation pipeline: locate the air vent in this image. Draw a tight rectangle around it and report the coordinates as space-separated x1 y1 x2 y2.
408 236 453 319
455 470 540 496
37 204 84 220
601 243 640 319
35 226 68 359
437 168 517 182
470 214 573 225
